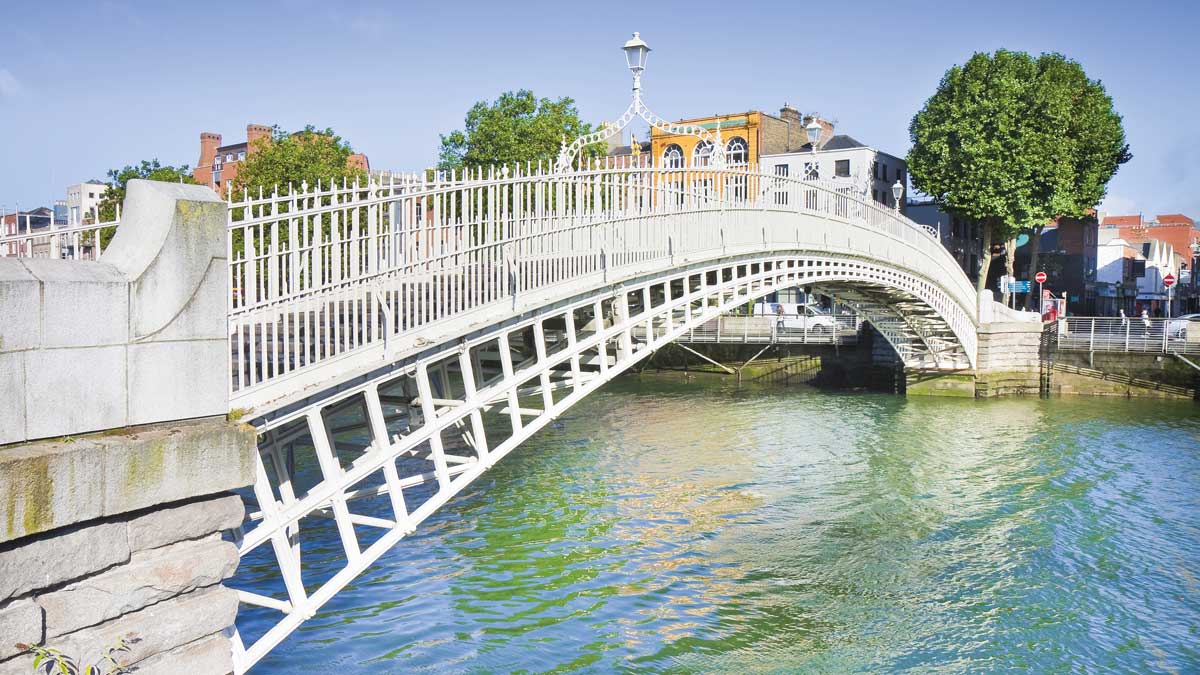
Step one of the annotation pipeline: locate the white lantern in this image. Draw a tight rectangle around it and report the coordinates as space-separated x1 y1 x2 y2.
805 119 822 147
623 32 650 73
891 179 904 206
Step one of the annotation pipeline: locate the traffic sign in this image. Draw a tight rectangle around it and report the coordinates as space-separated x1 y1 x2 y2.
1009 281 1031 292
1164 273 1176 288
1034 271 1047 283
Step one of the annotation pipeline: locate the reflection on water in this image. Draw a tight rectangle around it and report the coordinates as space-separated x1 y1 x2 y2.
242 379 1200 674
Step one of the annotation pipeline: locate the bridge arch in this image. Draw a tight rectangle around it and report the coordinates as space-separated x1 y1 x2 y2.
223 164 984 670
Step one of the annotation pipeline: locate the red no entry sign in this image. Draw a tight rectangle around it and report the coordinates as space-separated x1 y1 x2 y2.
1034 271 1047 283
1164 273 1176 288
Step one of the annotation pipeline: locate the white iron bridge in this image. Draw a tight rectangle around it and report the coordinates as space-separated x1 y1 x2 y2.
2 160 985 671
215 161 982 670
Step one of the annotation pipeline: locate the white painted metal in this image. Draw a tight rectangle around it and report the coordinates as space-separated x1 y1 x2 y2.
228 249 977 673
0 208 121 260
679 314 860 345
1056 316 1200 354
227 161 976 414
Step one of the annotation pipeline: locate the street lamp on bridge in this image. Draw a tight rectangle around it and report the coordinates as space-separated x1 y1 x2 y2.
554 32 727 172
891 179 904 212
622 32 650 93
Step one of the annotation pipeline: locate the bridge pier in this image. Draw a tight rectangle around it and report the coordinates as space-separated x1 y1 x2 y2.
903 318 1043 397
0 180 253 673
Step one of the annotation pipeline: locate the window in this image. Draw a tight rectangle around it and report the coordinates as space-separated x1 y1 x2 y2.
896 169 904 185
662 144 684 169
238 151 246 160
834 159 850 177
226 154 234 162
692 140 713 167
774 164 789 205
872 161 879 180
726 137 748 166
872 189 878 202
881 164 889 182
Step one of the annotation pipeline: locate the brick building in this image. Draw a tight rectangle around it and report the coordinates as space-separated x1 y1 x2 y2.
649 105 822 171
193 124 370 198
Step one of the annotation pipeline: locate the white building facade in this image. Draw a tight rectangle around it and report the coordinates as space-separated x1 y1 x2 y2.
65 180 108 224
760 136 907 212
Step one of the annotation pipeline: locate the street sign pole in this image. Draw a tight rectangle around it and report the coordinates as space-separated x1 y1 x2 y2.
1164 273 1176 319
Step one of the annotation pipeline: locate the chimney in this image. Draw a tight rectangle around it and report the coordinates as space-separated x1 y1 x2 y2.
802 114 836 150
247 124 272 147
779 103 802 125
199 132 221 169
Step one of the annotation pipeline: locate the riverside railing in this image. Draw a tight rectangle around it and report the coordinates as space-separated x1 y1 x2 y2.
0 209 121 260
226 158 976 407
1055 316 1200 354
679 313 861 345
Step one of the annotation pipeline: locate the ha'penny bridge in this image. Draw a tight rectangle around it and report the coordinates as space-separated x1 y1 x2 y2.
0 33 1040 675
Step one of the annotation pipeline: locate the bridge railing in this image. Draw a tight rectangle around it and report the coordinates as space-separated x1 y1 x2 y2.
679 313 861 345
0 210 121 260
225 159 977 406
1055 316 1200 354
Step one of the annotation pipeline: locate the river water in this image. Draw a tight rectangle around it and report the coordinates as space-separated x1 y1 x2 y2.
242 379 1200 674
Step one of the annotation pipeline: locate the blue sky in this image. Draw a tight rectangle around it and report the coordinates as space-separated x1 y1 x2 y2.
2 0 1197 218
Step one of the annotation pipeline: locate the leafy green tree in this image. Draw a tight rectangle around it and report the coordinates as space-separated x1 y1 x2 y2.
1021 53 1130 305
92 160 197 247
908 50 1129 300
438 90 607 171
95 160 196 222
232 125 366 198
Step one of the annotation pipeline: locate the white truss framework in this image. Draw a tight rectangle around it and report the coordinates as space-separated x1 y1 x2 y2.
229 252 970 672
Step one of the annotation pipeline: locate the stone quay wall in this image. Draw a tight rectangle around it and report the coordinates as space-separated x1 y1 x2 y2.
0 418 255 674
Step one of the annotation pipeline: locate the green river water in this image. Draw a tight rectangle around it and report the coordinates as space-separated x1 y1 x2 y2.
242 378 1200 674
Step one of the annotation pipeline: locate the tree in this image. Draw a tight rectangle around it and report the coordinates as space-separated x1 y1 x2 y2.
232 125 366 198
93 160 197 248
1022 53 1131 306
438 90 607 171
907 50 1129 301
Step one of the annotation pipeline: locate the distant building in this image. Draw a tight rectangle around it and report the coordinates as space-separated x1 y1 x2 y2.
763 131 908 211
649 105 821 171
1 207 55 257
193 123 370 198
66 180 108 224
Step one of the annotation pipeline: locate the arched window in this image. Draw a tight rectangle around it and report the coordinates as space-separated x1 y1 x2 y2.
692 141 714 167
726 137 748 166
662 144 684 169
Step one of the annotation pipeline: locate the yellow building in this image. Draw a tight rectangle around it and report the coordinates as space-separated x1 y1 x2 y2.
649 105 830 169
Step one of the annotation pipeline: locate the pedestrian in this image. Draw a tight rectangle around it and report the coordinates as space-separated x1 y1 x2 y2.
1141 309 1151 330
1119 308 1127 326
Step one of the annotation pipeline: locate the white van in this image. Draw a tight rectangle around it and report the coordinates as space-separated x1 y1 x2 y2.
752 302 837 333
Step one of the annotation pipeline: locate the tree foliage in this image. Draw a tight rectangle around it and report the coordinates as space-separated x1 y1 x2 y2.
438 90 607 171
95 159 196 223
90 160 196 249
232 125 366 198
908 50 1130 292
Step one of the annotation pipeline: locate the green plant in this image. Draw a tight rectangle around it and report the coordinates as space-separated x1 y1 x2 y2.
14 633 138 675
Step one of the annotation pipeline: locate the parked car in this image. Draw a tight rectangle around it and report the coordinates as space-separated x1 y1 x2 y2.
1167 313 1200 338
753 302 837 333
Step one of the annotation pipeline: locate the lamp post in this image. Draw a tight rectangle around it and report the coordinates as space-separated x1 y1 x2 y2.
891 179 903 213
555 33 724 171
622 32 650 93
804 119 821 178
